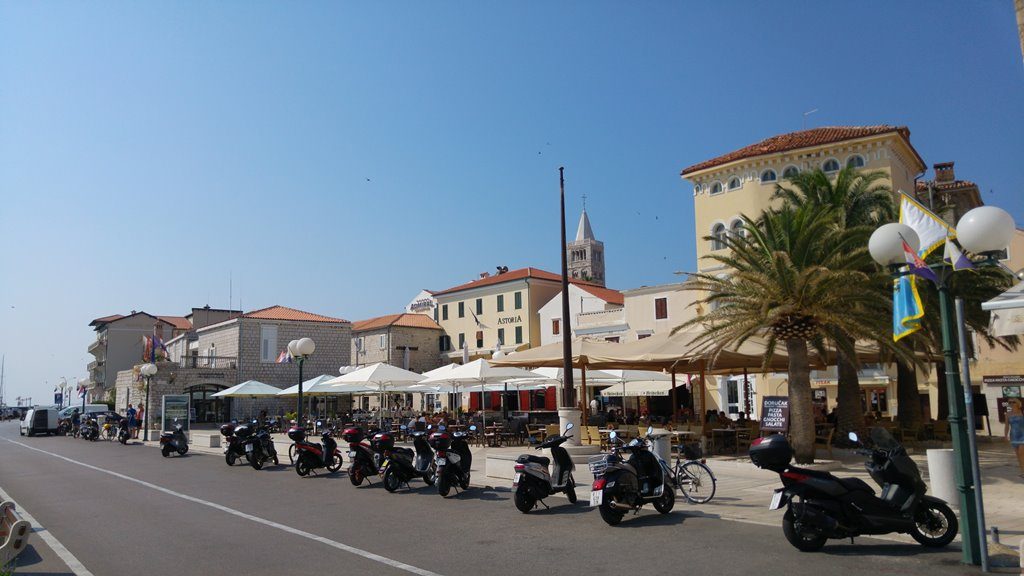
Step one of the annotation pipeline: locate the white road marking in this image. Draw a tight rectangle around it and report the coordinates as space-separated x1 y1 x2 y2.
0 483 95 576
3 438 445 576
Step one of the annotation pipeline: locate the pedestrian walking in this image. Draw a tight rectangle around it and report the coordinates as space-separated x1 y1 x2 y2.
1003 398 1024 478
135 404 145 439
126 404 137 439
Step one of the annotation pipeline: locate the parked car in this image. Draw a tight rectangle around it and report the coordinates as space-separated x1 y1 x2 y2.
20 407 60 436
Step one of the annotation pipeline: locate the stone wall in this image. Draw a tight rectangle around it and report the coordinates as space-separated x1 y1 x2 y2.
237 318 352 386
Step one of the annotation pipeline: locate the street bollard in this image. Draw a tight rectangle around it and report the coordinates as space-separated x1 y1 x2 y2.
992 526 1000 544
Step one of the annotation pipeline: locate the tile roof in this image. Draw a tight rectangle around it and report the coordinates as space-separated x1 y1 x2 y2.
157 316 192 330
243 305 349 324
681 125 920 176
352 313 443 332
89 314 125 326
434 267 563 296
915 179 979 192
574 283 624 306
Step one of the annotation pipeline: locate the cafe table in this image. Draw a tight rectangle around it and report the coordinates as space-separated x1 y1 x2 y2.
711 428 738 454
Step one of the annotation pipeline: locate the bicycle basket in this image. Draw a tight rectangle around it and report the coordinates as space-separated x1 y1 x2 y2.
588 455 610 476
682 442 703 460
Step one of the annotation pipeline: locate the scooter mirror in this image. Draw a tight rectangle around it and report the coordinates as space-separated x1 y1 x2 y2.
439 425 446 431
427 424 433 430
317 421 322 427
564 422 574 432
400 425 408 430
469 425 478 431
848 431 859 443
609 431 618 441
647 425 654 436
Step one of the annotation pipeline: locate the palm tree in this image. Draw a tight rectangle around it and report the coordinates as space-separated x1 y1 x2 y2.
680 203 885 463
772 168 896 441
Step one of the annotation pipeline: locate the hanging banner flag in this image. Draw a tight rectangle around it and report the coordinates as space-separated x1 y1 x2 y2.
943 238 975 271
899 193 954 257
893 193 955 341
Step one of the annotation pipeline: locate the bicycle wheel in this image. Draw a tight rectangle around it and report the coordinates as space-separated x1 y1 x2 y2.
678 461 716 504
289 443 298 465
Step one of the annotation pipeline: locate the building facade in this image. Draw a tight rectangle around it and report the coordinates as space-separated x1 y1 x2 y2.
87 312 191 403
567 209 606 286
538 283 623 345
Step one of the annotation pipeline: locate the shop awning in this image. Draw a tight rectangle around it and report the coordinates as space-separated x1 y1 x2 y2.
598 381 673 397
982 281 1024 337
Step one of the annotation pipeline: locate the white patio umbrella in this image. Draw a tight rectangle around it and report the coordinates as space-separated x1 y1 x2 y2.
596 370 673 414
325 363 426 426
418 359 543 429
211 380 283 421
276 374 349 396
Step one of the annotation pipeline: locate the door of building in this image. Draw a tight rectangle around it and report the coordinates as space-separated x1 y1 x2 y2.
187 385 231 423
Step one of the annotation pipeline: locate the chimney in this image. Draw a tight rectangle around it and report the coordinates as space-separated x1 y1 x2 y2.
934 162 955 183
479 272 491 279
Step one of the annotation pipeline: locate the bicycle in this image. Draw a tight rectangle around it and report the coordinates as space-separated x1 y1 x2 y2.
671 442 716 504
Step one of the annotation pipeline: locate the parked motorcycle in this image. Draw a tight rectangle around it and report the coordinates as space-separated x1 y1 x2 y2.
160 419 189 457
750 428 958 552
380 425 437 492
343 427 382 486
430 425 475 497
290 425 344 477
513 422 577 512
589 426 675 525
221 422 249 466
80 418 100 441
247 423 279 470
117 418 131 445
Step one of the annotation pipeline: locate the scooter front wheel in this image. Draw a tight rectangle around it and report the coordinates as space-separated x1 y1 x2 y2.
251 453 264 470
782 509 828 552
349 464 364 486
327 454 344 474
296 457 312 477
226 452 237 466
566 474 577 503
911 500 958 547
178 444 188 456
382 468 401 492
653 482 675 514
161 445 171 457
423 462 437 486
514 485 536 513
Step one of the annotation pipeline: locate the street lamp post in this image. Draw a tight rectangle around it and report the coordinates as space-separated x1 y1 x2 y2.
869 206 1016 567
287 338 316 427
140 363 158 442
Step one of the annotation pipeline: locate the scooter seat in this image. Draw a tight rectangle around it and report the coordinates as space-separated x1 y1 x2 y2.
838 477 876 494
517 454 550 467
391 447 414 458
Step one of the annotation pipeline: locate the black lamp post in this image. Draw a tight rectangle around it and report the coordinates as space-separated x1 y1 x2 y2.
140 363 157 441
288 338 316 427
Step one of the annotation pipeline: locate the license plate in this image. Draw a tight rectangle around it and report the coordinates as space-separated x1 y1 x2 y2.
512 473 522 486
245 444 253 453
589 490 603 507
435 457 445 465
769 490 784 510
348 451 357 458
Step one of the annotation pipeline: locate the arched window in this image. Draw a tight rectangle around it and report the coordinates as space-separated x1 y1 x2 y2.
710 224 727 251
710 181 723 195
730 219 745 239
693 185 702 195
846 155 865 168
760 169 777 183
782 166 799 179
822 158 840 173
728 177 741 190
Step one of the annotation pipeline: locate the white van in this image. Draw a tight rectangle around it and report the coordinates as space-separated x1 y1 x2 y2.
20 407 60 436
58 404 108 419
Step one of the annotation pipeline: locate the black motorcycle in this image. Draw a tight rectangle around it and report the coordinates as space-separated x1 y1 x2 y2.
117 418 131 444
247 423 279 470
589 426 675 525
80 418 100 441
290 426 344 477
221 422 249 466
380 425 437 492
160 419 189 457
513 422 577 512
750 428 958 552
430 425 475 497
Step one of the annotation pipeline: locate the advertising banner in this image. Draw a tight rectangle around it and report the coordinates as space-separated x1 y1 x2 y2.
162 395 190 432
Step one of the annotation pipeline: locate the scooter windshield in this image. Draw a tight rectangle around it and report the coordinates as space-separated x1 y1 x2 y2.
869 426 900 450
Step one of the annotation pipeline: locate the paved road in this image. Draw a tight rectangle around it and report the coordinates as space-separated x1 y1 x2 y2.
0 422 983 576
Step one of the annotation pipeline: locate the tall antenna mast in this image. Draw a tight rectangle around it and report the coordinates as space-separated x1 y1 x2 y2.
802 108 818 129
229 271 233 312
0 355 5 408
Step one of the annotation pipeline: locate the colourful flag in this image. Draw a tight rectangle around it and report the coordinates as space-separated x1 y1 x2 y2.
78 383 87 398
893 276 925 341
276 350 292 364
899 193 953 257
902 237 938 284
142 335 153 362
943 238 975 271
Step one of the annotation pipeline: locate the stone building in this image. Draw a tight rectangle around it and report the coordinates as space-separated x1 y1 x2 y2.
87 311 191 403
567 208 606 286
350 312 444 412
119 305 351 428
914 162 983 226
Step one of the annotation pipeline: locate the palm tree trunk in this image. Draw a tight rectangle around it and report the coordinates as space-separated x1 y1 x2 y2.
785 338 815 464
836 350 864 441
896 359 922 428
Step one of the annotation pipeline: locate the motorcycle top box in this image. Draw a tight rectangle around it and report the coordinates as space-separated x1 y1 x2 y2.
371 433 394 452
749 434 792 472
341 427 365 443
427 431 451 451
233 424 253 439
220 423 236 437
287 427 307 442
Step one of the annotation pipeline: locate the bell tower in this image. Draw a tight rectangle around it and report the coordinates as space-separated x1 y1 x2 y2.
567 197 605 286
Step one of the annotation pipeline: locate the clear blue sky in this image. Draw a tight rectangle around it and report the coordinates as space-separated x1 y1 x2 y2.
2 2 1022 403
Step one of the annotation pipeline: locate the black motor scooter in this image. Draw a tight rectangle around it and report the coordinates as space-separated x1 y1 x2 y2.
80 417 100 441
343 427 384 486
430 425 475 497
248 422 279 470
513 422 577 512
589 426 675 525
290 425 344 477
117 418 131 445
221 422 249 466
380 425 437 492
750 428 958 552
160 419 189 457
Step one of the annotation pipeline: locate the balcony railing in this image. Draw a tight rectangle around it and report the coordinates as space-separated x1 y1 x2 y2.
178 356 237 369
87 338 106 356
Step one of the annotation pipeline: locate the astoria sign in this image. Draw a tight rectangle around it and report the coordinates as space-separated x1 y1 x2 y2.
496 315 522 325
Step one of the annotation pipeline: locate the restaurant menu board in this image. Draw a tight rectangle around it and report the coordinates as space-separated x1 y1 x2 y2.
761 396 789 432
162 395 190 432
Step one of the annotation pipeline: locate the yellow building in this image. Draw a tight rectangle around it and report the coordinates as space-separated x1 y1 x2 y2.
433 267 566 361
680 126 927 419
